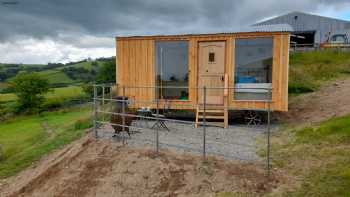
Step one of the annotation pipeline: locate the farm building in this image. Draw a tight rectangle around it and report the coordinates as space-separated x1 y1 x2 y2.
115 25 291 127
255 12 350 46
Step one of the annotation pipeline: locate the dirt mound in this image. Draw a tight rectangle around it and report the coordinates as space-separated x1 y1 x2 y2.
278 78 350 125
0 134 283 197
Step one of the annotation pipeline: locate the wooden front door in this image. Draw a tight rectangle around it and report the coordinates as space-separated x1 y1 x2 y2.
198 41 226 105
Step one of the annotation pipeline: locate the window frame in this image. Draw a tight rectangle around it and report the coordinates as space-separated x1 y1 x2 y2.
233 36 274 101
155 40 191 101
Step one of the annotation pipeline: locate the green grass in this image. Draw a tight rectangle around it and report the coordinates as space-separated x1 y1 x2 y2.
289 50 350 94
46 86 84 100
271 114 350 196
4 70 74 86
0 93 16 103
66 61 93 70
295 114 350 144
36 70 74 84
0 86 85 103
0 106 92 178
61 61 102 71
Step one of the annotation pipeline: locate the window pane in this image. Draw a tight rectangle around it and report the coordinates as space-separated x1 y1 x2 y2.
156 41 189 100
234 38 273 100
209 52 215 62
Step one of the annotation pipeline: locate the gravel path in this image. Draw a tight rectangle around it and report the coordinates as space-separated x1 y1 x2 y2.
98 120 269 162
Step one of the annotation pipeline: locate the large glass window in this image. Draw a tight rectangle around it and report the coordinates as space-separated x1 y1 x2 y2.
156 41 189 100
234 38 273 100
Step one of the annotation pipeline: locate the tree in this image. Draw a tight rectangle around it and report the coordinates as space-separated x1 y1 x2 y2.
96 58 116 84
11 73 50 113
83 58 116 97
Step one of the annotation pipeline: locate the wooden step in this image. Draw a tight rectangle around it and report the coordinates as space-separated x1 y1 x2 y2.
196 122 225 127
195 104 228 129
197 115 225 119
197 109 224 113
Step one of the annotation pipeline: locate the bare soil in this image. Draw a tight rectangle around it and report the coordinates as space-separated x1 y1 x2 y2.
3 78 349 197
278 78 350 125
0 134 283 197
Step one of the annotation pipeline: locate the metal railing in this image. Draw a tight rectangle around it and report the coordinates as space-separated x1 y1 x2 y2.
92 84 273 175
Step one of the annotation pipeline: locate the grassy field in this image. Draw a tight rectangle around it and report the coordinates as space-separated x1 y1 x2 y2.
37 70 74 85
0 106 92 178
0 60 106 89
0 86 85 103
0 82 9 89
289 50 350 94
271 114 350 196
46 86 84 100
62 61 95 70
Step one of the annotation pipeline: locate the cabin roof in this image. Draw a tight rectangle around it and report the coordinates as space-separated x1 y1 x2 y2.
116 24 293 39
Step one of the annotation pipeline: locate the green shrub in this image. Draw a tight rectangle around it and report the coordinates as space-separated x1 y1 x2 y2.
82 83 94 97
0 103 13 121
96 58 116 84
10 72 50 113
42 98 64 110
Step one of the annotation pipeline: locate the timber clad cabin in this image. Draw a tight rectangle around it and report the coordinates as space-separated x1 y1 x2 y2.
116 25 290 127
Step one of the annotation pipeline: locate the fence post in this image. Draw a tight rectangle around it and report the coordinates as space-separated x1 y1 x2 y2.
267 88 272 176
156 98 160 154
203 86 207 159
102 85 105 121
122 86 126 145
93 84 98 138
110 85 113 112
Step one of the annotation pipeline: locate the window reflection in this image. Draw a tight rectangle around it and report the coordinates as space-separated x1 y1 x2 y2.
234 38 273 100
156 41 189 100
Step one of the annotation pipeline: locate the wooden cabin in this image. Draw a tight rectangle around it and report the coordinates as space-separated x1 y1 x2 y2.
116 26 290 127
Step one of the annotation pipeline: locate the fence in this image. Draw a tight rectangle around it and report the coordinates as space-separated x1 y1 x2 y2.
290 43 350 52
92 84 273 175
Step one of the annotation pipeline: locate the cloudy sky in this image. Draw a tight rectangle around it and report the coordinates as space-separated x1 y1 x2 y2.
0 0 350 64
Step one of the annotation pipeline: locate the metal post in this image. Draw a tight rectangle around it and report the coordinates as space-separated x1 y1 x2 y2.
267 88 272 176
110 85 113 112
122 86 126 144
156 98 160 154
93 85 98 138
102 85 105 121
203 86 207 159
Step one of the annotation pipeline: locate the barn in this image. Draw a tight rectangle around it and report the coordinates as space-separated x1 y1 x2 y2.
115 25 291 127
255 12 350 47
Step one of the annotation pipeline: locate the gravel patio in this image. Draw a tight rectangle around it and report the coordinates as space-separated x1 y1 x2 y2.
97 118 272 162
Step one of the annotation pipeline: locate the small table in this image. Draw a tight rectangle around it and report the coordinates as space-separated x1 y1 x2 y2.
151 114 170 131
136 109 152 128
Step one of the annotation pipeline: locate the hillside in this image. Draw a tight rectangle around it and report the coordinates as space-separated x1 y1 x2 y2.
279 77 350 125
1 51 350 196
289 50 350 94
0 58 114 90
270 102 350 196
270 50 350 196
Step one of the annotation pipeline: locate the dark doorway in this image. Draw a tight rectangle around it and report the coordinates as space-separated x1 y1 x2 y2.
290 31 316 47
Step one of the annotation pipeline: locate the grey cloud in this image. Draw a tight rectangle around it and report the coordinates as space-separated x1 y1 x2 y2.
1 0 349 38
0 0 349 61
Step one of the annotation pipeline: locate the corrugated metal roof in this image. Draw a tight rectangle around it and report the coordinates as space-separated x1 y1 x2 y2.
116 24 293 38
256 11 350 26
243 24 294 32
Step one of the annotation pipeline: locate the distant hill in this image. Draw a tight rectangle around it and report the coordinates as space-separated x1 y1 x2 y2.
0 57 115 92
